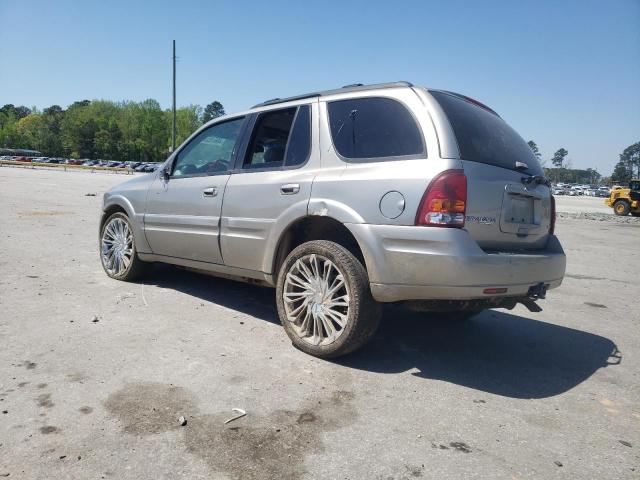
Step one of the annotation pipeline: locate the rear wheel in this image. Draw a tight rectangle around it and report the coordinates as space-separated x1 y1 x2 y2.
613 200 630 216
100 212 148 281
276 240 381 358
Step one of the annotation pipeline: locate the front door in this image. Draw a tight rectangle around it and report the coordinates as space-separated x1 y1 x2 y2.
220 104 316 273
144 116 246 264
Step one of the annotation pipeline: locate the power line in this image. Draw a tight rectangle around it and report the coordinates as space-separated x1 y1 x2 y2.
172 40 176 152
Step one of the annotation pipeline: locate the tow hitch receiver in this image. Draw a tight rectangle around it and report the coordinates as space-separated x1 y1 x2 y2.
527 283 547 300
518 283 549 312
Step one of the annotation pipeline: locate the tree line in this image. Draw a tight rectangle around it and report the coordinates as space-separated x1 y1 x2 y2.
2 100 638 180
527 140 639 184
0 100 225 162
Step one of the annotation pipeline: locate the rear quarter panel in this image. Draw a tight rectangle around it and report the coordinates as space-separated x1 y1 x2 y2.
311 88 461 226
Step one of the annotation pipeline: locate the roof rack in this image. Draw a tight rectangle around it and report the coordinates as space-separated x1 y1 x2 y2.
252 81 414 108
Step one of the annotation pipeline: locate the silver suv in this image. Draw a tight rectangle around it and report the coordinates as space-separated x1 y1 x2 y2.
100 81 566 358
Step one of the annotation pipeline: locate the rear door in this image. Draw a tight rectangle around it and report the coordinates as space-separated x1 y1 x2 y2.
220 103 316 272
144 116 246 263
429 90 552 250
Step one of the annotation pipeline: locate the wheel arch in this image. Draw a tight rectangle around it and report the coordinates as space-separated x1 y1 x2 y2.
100 196 151 253
270 215 369 279
100 203 128 232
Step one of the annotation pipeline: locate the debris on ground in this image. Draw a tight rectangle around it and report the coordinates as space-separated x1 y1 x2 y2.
554 461 563 467
557 211 640 223
449 442 471 453
224 408 247 424
84 193 97 197
91 315 99 323
584 302 607 309
178 415 187 426
619 440 632 447
116 293 136 304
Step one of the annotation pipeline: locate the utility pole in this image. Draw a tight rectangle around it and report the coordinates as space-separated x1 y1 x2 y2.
172 40 176 152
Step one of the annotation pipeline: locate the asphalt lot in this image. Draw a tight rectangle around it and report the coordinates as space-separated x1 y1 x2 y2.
0 167 638 480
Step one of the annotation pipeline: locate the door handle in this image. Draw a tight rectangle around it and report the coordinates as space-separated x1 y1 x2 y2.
202 187 218 197
280 183 300 195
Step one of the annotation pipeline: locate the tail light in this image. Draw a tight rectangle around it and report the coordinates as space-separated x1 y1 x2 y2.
549 194 556 235
415 170 467 227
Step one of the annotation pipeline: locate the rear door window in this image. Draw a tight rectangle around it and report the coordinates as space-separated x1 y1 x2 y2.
327 97 425 161
242 105 311 170
284 105 311 167
430 90 543 176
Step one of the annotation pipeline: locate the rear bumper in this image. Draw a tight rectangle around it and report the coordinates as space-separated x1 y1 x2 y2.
345 224 566 303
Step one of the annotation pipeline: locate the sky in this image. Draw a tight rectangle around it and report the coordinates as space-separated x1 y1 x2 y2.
1 0 638 174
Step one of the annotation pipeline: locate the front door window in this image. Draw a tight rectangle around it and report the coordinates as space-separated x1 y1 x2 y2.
172 117 245 177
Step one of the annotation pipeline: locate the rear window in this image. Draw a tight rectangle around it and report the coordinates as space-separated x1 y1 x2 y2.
430 90 543 176
328 97 425 161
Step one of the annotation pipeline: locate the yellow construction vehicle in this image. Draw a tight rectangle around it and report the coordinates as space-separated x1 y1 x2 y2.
605 179 640 216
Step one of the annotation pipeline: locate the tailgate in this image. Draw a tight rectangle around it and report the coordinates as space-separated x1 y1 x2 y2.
462 160 552 251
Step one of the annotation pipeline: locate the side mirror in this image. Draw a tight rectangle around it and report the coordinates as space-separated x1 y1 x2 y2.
161 166 170 180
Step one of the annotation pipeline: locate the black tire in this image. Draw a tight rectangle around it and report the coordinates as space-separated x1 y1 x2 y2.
613 200 630 216
99 212 148 281
276 240 382 358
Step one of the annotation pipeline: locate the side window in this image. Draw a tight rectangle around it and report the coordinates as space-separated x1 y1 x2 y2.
327 97 424 160
172 117 244 177
243 105 311 170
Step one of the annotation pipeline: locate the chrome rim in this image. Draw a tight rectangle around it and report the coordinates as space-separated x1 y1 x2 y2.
283 254 350 346
101 217 133 276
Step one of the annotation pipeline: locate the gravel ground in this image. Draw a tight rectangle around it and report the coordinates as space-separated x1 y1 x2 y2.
554 195 614 215
0 167 638 480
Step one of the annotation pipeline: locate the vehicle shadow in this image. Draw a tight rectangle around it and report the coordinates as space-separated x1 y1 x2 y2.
338 305 621 399
141 265 619 399
141 264 280 325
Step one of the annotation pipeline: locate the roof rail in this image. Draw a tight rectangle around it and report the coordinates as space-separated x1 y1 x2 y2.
252 81 414 109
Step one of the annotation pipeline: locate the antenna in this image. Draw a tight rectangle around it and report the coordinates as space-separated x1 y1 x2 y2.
172 40 176 152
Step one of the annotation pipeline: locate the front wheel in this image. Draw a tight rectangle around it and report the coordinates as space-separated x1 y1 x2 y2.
613 200 630 216
100 212 148 281
276 240 381 358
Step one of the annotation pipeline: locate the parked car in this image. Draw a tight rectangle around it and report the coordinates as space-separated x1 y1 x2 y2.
99 81 565 358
